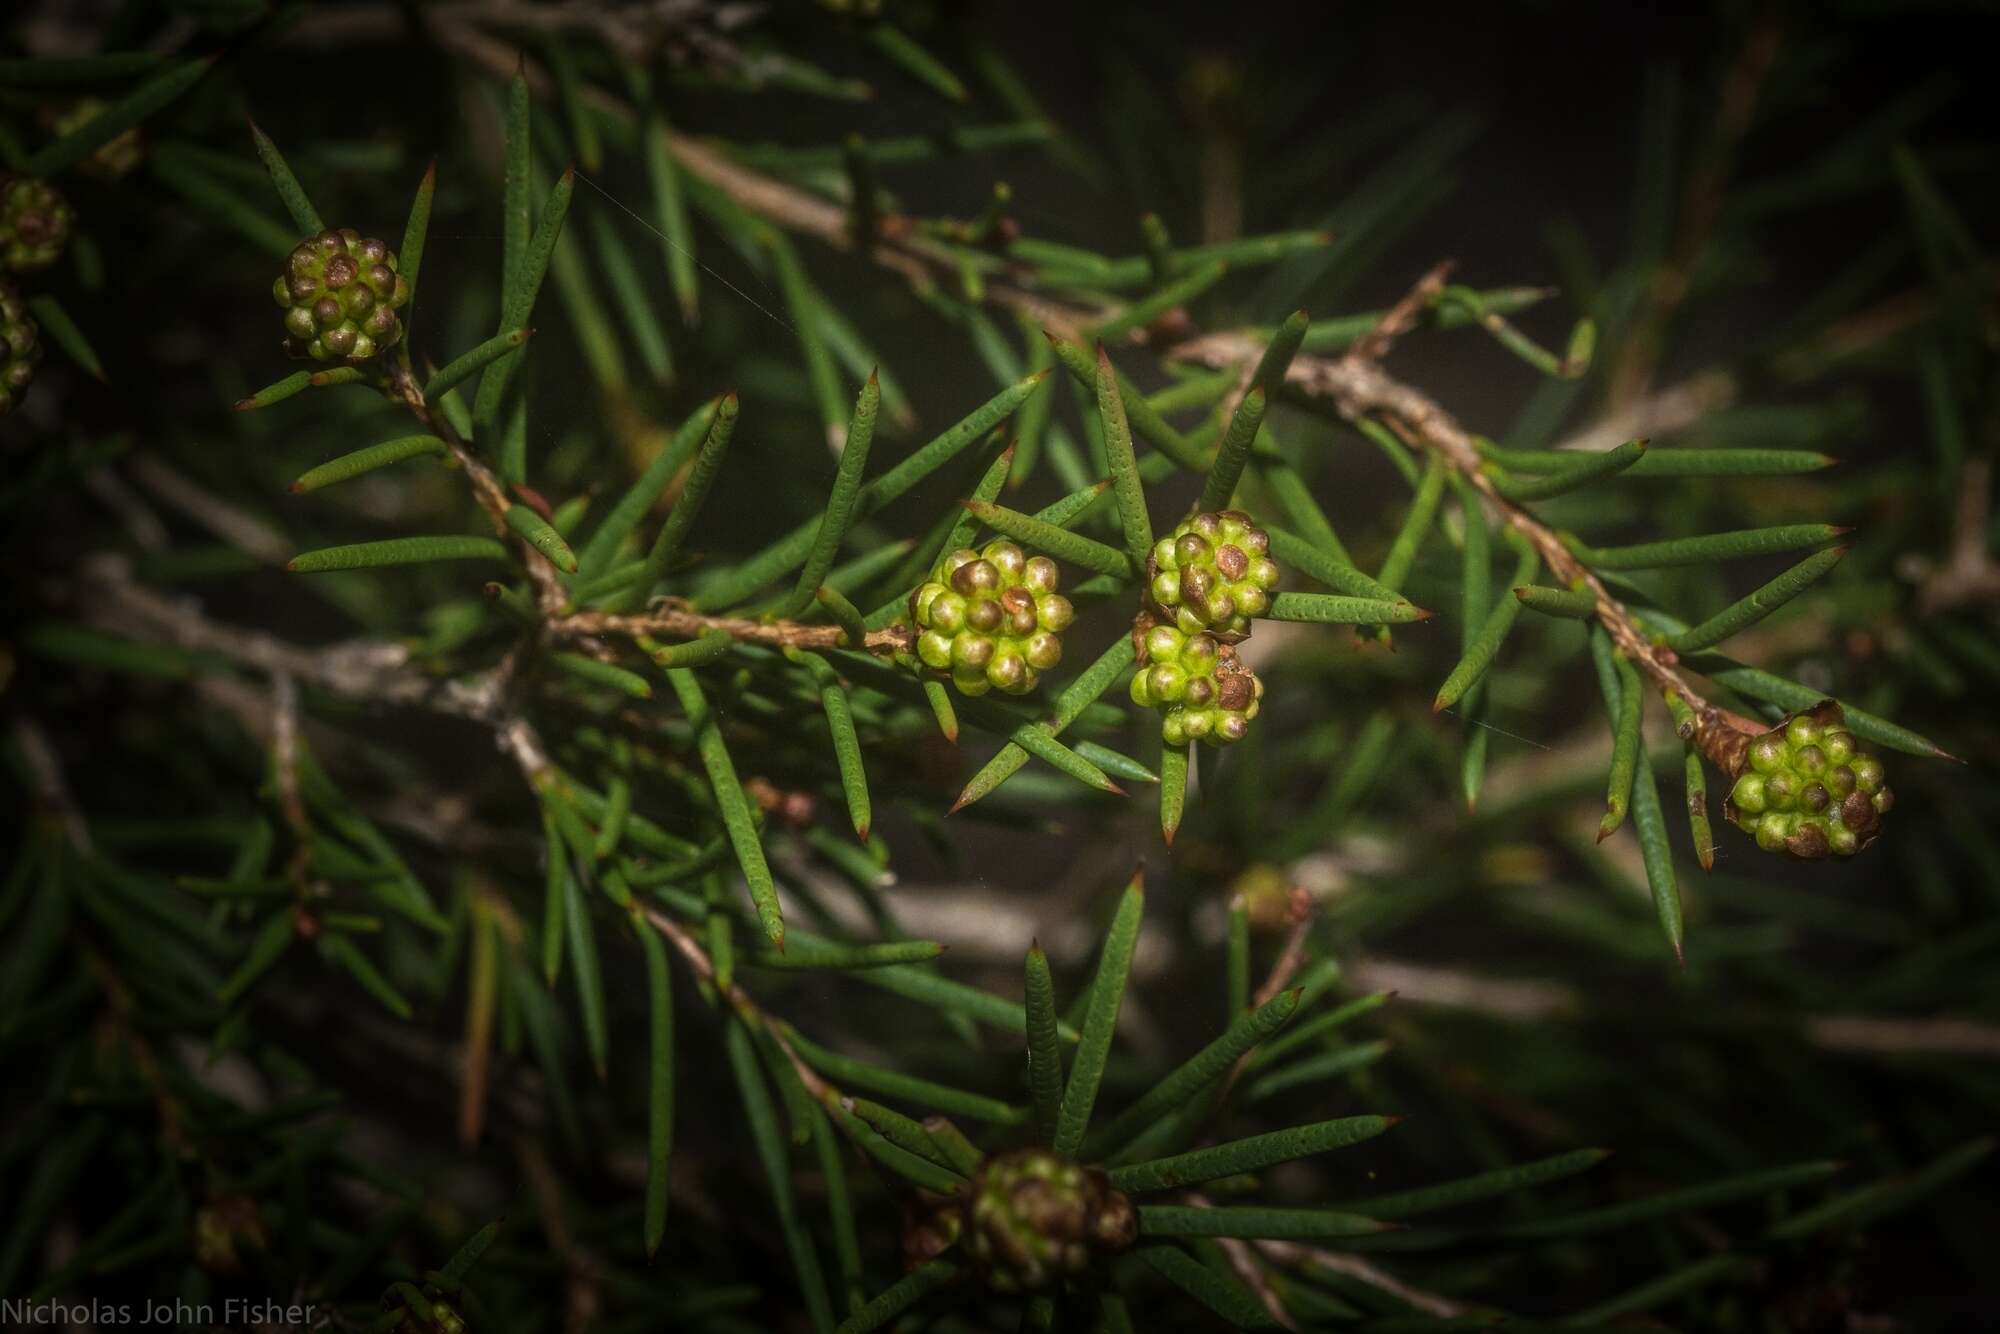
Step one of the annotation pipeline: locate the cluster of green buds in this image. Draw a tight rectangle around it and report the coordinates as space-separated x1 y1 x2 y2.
1129 621 1265 746
0 174 74 273
911 541 1074 696
1145 509 1280 640
962 1150 1137 1293
1726 701 1892 858
275 228 411 363
0 278 40 415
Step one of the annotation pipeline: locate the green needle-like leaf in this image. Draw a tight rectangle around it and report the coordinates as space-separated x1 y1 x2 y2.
561 868 609 1078
1567 523 1847 570
844 1097 964 1174
1493 1159 1843 1240
1631 733 1684 961
1264 525 1407 603
248 121 322 235
1083 988 1300 1163
27 57 211 178
694 371 1049 610
1489 439 1646 501
576 397 717 579
1343 1147 1610 1218
633 915 673 1256
1024 943 1064 1144
1244 1039 1394 1103
787 373 880 615
1514 584 1596 618
1598 644 1643 842
550 653 652 699
834 1260 958 1334
1434 541 1539 712
399 160 437 317
724 1018 836 1331
788 651 870 838
1197 387 1267 513
1110 1115 1396 1195
1047 335 1205 470
1092 260 1228 341
287 536 510 573
1158 743 1188 846
782 1025 1026 1125
1663 692 1716 871
1252 308 1311 394
1668 544 1848 652
1095 346 1156 572
1054 871 1144 1157
475 165 576 431
766 230 848 449
291 436 447 493
218 911 293 1006
25 295 103 381
952 637 1136 810
425 328 533 403
815 585 871 648
868 22 968 101
668 668 783 948
505 504 578 573
1486 444 1835 478
1377 455 1447 597
1263 592 1432 625
746 940 941 971
1764 1137 1992 1241
1678 655 1954 759
323 934 414 1019
636 391 739 596
962 500 1136 577
1135 1244 1283 1329
1137 1204 1392 1240
499 68 531 298
539 811 567 985
644 111 698 323
234 371 314 412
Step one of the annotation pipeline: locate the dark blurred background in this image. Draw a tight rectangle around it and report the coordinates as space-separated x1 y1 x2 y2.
6 0 1999 1328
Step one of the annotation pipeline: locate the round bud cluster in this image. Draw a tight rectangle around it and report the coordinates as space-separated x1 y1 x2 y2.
48 99 144 180
1726 701 1891 858
1 279 41 415
274 228 411 363
963 1150 1137 1293
1145 509 1280 640
1129 622 1265 746
0 175 75 273
911 541 1073 697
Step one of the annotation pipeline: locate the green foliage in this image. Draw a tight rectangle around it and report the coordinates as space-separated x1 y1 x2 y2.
3 5 1995 1332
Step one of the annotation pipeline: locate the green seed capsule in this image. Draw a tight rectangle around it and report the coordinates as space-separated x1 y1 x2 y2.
1726 702 1890 859
274 227 410 363
909 541 1068 697
1145 509 1283 639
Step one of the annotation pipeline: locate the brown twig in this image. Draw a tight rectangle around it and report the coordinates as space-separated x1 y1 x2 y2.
558 604 912 655
1346 260 1454 365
